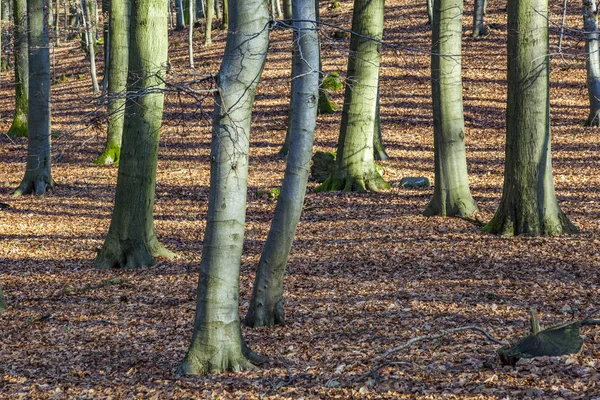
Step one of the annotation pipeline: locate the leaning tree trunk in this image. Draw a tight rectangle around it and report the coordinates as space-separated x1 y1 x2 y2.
583 0 600 126
178 0 269 375
13 0 54 196
483 0 577 236
472 0 488 38
94 0 129 164
423 0 477 217
244 0 319 328
205 0 213 45
6 0 28 138
95 0 174 269
316 0 389 192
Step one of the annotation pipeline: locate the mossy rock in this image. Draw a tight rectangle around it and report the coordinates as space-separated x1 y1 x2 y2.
311 151 336 183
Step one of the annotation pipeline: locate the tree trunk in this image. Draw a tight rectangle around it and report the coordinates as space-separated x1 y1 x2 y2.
317 0 389 192
95 0 174 268
222 0 228 30
472 0 488 38
205 0 213 45
283 0 291 20
423 0 477 217
189 0 194 67
175 0 185 30
427 0 433 24
214 0 221 21
55 0 60 44
196 0 205 19
94 0 129 165
245 0 319 328
6 0 28 138
483 0 577 236
0 287 5 314
81 0 99 93
373 85 388 160
178 0 269 375
583 0 600 126
13 0 55 196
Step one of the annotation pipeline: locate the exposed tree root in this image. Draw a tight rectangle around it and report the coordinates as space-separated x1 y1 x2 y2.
423 197 478 218
483 212 578 237
584 112 600 127
6 115 28 138
316 171 390 193
94 144 121 165
95 237 174 269
13 176 55 197
244 299 284 328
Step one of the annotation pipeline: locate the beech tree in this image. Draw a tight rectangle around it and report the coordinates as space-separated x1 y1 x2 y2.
472 0 487 38
245 0 319 328
179 0 269 374
483 0 577 236
583 0 600 126
6 0 28 138
13 0 55 196
95 0 130 164
317 0 390 192
95 0 174 268
423 0 477 217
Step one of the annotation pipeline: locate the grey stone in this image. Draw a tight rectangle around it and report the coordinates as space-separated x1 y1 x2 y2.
396 177 430 188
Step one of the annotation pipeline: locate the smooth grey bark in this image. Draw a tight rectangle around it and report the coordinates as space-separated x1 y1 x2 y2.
175 0 185 30
317 0 389 192
95 0 129 164
472 0 488 38
423 0 477 217
13 0 55 196
189 0 194 67
6 0 28 138
81 0 99 93
483 0 577 236
205 0 213 45
245 0 319 328
179 0 269 375
427 0 433 24
95 0 174 268
584 0 600 126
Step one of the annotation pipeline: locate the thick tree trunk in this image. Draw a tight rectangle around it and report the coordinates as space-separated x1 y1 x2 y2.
205 0 213 45
245 0 319 328
179 0 269 375
13 0 55 196
317 0 389 192
583 0 600 126
472 0 488 38
95 0 174 268
6 0 28 138
423 0 477 217
95 0 129 165
175 0 185 30
483 0 577 236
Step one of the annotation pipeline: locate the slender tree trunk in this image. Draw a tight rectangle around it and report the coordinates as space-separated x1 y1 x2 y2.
100 0 110 94
214 0 221 21
81 0 100 93
205 0 213 45
423 0 477 217
63 0 68 42
472 0 488 38
584 0 600 126
176 0 185 30
0 287 5 314
13 0 55 196
95 0 129 165
483 0 577 236
189 0 194 67
6 0 28 138
95 0 174 268
196 0 205 19
222 0 227 30
245 0 319 328
55 0 60 44
317 0 389 192
427 0 433 24
283 0 291 20
179 0 269 375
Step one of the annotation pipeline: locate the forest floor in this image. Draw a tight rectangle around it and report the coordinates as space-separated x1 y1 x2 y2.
1 0 600 398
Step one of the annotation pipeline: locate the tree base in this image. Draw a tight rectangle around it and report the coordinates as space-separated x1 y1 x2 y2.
6 117 28 138
318 90 337 115
95 237 174 269
584 112 600 127
94 144 121 165
13 176 55 197
423 197 478 218
483 211 578 237
316 171 390 192
244 299 284 328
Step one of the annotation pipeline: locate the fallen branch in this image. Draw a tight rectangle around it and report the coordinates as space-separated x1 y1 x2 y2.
59 277 122 296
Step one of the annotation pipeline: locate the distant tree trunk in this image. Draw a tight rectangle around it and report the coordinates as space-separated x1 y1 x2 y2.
583 0 600 127
472 0 488 38
222 0 228 30
94 0 129 165
427 0 433 24
373 85 388 160
196 0 205 19
99 0 110 94
205 0 213 45
95 0 174 268
189 0 194 67
483 0 577 236
424 0 477 217
317 0 389 192
176 0 185 30
81 0 100 93
0 287 4 314
55 0 60 44
214 0 221 21
6 0 28 138
178 0 269 375
245 0 319 328
13 0 55 196
283 0 291 19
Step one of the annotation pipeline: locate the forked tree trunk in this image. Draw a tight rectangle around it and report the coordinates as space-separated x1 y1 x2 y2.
423 0 478 217
95 0 129 165
95 0 174 268
317 0 389 192
483 0 577 236
245 0 319 328
6 0 28 138
583 0 600 126
472 0 488 38
13 0 55 196
179 0 269 374
205 0 213 45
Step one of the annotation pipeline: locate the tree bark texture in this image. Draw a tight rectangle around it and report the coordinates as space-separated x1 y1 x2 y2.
205 0 214 45
175 0 185 30
81 0 100 93
95 0 130 164
483 0 577 236
14 0 54 196
317 0 389 192
189 0 194 67
245 0 319 328
423 0 478 217
472 0 488 38
95 0 174 268
0 287 5 314
179 0 269 375
583 0 600 126
7 0 28 138
373 86 388 160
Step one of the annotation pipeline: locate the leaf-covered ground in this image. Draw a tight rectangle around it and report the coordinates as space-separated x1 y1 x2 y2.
1 0 600 398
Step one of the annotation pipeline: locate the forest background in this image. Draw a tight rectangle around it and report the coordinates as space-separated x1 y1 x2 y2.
1 0 600 398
